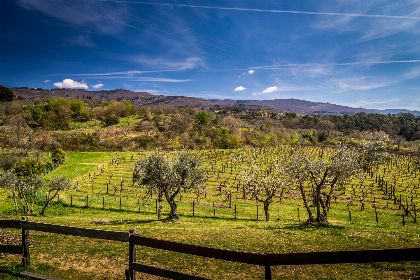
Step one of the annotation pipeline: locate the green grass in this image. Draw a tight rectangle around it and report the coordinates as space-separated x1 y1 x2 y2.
1 203 419 280
44 152 118 180
1 147 420 279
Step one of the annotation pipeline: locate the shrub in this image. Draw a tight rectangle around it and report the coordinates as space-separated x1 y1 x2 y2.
0 85 15 101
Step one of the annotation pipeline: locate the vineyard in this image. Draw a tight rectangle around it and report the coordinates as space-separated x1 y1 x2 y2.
1 145 420 279
46 146 418 225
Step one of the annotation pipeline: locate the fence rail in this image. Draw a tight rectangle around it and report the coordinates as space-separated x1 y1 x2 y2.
0 219 21 229
127 233 420 280
22 221 128 242
0 244 22 254
130 235 264 265
0 218 419 280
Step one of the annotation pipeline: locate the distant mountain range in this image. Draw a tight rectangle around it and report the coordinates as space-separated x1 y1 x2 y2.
11 87 420 116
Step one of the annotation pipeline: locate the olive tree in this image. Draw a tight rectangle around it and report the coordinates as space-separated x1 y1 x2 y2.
287 146 361 224
40 175 72 215
357 140 387 173
241 159 289 221
133 153 206 221
133 154 169 220
0 171 43 215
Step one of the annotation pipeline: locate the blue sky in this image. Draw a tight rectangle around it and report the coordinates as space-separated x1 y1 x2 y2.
1 0 420 110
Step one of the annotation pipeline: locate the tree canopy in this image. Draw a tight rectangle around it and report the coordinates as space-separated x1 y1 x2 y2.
0 85 15 101
133 153 206 220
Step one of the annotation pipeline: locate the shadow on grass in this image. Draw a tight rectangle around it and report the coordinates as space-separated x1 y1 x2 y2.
184 214 257 222
90 219 159 225
62 202 260 222
282 222 345 230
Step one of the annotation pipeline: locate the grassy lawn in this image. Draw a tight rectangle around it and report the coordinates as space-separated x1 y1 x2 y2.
1 149 419 279
0 203 419 280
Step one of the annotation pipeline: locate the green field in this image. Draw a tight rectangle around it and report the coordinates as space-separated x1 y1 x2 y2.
1 147 419 279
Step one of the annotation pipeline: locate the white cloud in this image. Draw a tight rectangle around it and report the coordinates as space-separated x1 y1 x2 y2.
262 85 279 94
43 80 50 83
248 69 255 75
91 83 104 89
234 85 246 92
252 85 280 96
53 79 88 89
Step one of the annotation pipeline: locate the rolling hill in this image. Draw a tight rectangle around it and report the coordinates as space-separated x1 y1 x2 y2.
10 87 420 115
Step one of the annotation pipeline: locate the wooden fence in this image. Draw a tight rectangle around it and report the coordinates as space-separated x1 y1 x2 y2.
1 218 420 280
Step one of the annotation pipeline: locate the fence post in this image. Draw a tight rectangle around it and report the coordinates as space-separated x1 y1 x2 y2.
103 197 105 210
193 201 195 217
256 204 259 221
128 228 137 280
71 195 73 207
213 202 215 218
264 254 272 280
86 195 89 208
21 216 30 266
298 207 301 222
234 204 237 220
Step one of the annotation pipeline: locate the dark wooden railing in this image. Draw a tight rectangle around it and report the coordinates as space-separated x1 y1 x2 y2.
0 218 23 264
1 218 419 280
126 231 420 280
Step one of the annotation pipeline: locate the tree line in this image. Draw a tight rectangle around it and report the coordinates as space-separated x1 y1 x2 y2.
0 93 419 152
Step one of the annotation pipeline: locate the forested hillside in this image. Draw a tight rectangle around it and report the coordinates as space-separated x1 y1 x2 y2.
0 92 419 152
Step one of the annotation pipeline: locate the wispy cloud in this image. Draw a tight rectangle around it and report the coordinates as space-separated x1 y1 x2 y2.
132 77 192 83
312 1 420 41
130 88 161 94
68 34 95 48
68 70 174 77
351 98 401 108
100 1 420 21
132 56 206 71
334 77 393 92
250 59 420 70
68 57 205 78
18 0 129 34
332 66 420 92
